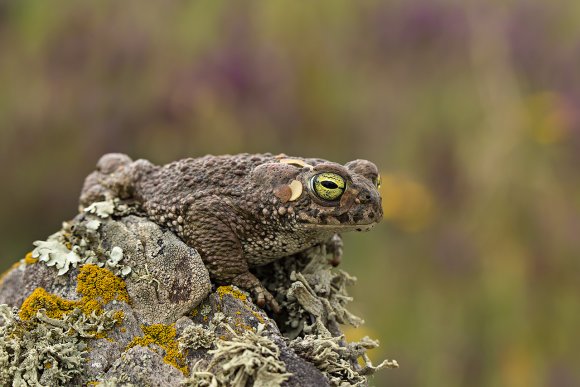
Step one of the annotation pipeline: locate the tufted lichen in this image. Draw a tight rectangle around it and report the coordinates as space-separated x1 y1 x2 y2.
0 304 87 386
257 243 364 338
179 323 216 351
126 323 188 375
183 323 291 387
289 332 398 386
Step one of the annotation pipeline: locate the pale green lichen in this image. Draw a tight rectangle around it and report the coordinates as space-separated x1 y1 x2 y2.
28 199 132 278
36 308 122 339
85 219 102 231
289 331 398 387
182 324 291 387
105 246 132 277
32 218 132 278
84 200 116 218
32 233 82 275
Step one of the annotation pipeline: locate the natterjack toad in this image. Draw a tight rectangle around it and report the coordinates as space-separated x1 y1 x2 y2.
80 153 383 312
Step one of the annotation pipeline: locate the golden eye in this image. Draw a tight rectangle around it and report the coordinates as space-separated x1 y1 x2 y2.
374 175 381 189
311 173 346 201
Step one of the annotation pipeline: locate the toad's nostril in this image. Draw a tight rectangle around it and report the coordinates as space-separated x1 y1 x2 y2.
360 191 372 202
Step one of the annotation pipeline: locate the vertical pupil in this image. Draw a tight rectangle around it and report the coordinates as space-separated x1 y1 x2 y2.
321 180 338 189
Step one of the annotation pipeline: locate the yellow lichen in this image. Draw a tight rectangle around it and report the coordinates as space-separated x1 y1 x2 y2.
23 252 38 265
251 310 265 324
217 285 247 302
76 264 130 306
19 287 79 321
19 264 128 328
127 324 188 375
216 286 265 325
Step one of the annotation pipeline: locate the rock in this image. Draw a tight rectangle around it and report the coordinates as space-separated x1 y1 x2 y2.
104 345 184 385
98 215 212 325
0 201 395 386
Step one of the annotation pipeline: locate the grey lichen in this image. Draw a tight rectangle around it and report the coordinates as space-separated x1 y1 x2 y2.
35 308 122 339
0 304 87 386
255 243 398 385
258 244 363 338
289 331 398 387
105 247 132 277
183 324 291 387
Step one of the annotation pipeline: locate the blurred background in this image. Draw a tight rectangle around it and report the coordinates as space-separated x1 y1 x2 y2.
0 1 579 386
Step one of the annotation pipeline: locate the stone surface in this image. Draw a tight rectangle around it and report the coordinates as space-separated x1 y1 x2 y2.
104 345 184 385
99 215 212 325
0 209 393 386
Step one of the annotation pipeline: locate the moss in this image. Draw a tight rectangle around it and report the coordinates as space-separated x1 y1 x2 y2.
126 324 188 375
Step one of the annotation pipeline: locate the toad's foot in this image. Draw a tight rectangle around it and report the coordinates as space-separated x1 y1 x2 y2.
232 272 280 313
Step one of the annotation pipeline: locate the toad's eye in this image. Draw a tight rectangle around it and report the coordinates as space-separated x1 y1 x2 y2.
374 175 381 189
311 173 346 201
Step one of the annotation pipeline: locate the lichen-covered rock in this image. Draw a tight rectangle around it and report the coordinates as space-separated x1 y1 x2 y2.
103 345 184 385
0 199 395 386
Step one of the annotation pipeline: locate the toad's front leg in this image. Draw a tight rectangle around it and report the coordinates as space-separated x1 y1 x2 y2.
326 233 343 267
183 204 280 313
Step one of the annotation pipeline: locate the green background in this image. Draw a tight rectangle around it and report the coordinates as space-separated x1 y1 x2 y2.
0 1 579 386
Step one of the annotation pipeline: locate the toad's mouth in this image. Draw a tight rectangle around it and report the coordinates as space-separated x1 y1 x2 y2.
300 221 378 232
